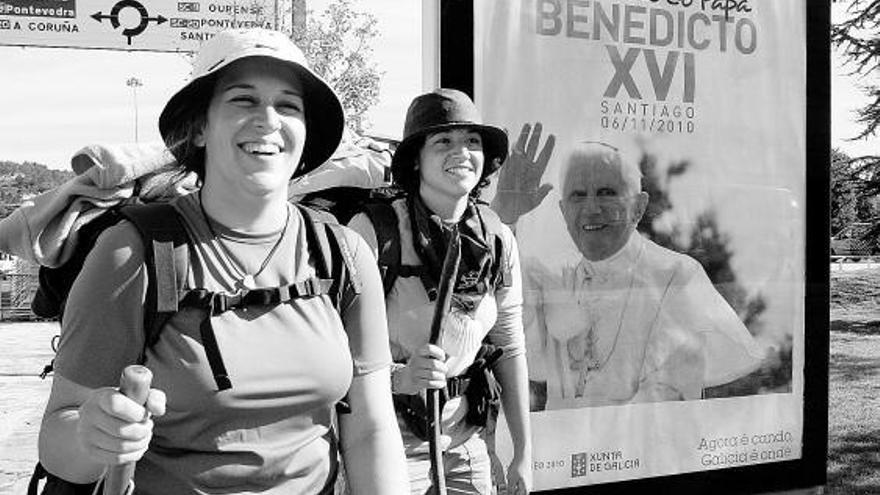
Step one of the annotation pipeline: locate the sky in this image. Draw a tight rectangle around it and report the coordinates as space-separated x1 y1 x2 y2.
0 0 424 171
0 2 876 170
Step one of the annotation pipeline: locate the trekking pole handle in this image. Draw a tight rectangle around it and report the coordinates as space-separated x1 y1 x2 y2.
103 365 152 495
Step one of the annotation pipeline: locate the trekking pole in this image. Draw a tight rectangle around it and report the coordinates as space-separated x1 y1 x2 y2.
426 225 461 495
103 365 152 495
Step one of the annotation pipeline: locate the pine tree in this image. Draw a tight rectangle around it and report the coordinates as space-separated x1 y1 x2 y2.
832 0 880 184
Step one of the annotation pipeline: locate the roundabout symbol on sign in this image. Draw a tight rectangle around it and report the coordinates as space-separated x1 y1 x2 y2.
92 0 168 45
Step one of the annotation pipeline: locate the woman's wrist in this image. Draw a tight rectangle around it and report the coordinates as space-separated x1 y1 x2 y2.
389 363 408 394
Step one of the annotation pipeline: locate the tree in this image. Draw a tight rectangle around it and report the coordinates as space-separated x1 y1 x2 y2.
829 147 880 234
0 161 74 219
292 0 383 134
832 0 880 194
832 0 880 142
832 148 862 233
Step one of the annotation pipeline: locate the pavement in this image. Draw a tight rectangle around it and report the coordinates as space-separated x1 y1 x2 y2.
0 321 57 494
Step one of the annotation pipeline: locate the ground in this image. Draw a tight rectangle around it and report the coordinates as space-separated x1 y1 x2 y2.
827 268 880 494
0 321 55 493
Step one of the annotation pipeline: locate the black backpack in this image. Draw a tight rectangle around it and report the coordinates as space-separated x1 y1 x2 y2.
302 189 513 297
33 201 360 381
28 199 360 494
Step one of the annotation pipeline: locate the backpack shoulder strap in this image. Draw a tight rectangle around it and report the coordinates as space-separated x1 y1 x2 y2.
296 204 362 311
476 203 513 288
360 200 402 295
31 207 136 320
296 204 364 415
116 202 190 354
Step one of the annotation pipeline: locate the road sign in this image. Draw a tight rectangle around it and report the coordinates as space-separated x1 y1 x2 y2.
0 0 288 52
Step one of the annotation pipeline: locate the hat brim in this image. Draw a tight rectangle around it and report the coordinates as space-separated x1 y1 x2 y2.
391 122 509 181
159 55 344 177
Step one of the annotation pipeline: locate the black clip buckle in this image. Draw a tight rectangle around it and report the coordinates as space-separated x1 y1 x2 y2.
213 289 247 314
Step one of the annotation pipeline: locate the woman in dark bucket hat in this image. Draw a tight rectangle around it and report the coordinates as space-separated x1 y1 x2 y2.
39 28 408 494
390 88 509 195
348 88 533 494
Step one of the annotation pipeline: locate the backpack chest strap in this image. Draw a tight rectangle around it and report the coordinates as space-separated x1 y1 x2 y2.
175 277 334 391
180 278 334 315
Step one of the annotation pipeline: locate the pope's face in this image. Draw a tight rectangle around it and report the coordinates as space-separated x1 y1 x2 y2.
558 155 647 261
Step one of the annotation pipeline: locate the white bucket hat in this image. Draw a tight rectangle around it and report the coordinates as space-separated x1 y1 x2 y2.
159 28 344 176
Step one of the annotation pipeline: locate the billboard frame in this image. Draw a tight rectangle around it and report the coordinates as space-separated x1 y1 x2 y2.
439 0 830 493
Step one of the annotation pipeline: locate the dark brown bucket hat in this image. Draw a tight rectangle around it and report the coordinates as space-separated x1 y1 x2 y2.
391 88 508 184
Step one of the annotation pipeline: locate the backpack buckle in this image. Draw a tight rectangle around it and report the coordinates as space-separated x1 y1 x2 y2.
298 277 328 297
213 289 247 314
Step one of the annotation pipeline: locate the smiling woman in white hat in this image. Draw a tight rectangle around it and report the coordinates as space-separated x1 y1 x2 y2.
38 28 408 494
347 88 532 494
